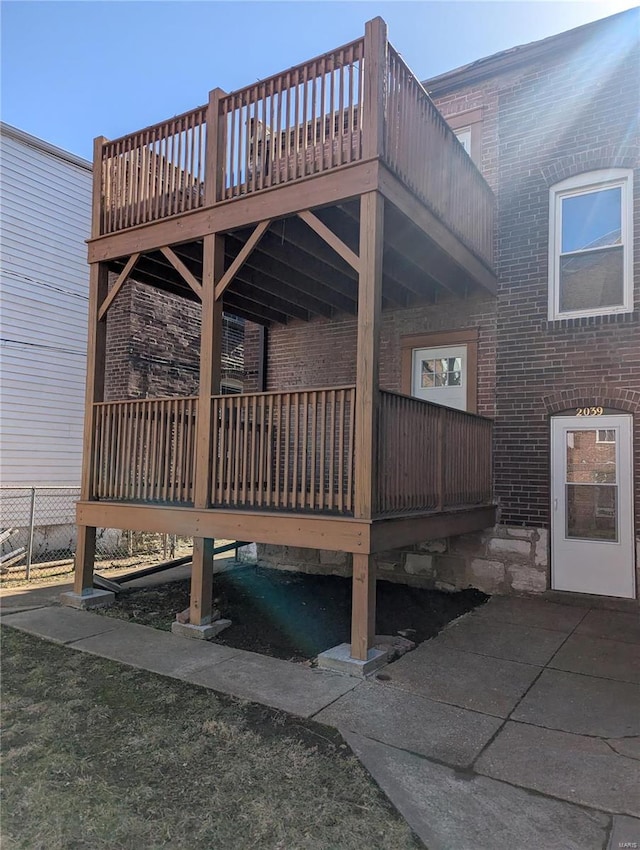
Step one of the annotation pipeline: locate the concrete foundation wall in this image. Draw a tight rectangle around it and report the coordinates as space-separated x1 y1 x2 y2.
257 526 550 596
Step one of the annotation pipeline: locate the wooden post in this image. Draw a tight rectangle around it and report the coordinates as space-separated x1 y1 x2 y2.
351 189 384 659
74 135 109 595
362 17 387 161
74 261 109 593
351 553 377 661
205 88 226 205
190 232 224 625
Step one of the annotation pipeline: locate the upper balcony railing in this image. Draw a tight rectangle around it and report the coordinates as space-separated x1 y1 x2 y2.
95 22 494 267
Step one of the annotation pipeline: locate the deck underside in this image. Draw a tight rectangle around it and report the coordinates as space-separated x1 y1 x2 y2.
77 500 496 555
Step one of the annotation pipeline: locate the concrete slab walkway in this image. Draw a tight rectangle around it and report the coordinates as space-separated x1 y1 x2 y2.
2 591 639 848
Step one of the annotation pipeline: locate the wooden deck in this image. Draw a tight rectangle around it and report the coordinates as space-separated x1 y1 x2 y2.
88 22 496 304
74 18 498 661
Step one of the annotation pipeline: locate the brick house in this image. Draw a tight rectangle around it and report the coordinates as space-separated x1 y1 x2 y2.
247 8 639 605
66 9 638 665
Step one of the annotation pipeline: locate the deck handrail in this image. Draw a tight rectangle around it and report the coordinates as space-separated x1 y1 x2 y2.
210 386 356 514
99 105 208 234
376 390 493 515
94 21 497 276
216 37 365 202
383 44 495 268
92 397 198 503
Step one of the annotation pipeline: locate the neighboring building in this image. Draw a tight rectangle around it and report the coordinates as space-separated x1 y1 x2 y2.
0 123 244 560
0 123 92 488
68 10 638 661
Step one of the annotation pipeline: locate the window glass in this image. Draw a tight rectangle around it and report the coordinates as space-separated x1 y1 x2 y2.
421 358 462 388
559 247 624 311
561 187 622 253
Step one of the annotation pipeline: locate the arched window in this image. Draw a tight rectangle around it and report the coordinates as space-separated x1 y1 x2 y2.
548 169 634 320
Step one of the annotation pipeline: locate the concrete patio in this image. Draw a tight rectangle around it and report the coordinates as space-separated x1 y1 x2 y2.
1 587 638 849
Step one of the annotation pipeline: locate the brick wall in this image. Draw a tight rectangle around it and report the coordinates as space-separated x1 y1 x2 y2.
432 29 640 529
105 278 246 400
246 21 639 599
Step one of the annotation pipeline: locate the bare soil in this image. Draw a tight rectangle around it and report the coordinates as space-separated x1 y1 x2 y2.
100 565 487 662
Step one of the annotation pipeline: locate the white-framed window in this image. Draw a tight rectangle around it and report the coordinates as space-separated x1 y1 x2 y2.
454 127 472 156
548 169 633 320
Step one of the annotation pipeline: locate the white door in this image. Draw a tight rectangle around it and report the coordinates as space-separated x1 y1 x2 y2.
412 345 467 411
551 415 635 598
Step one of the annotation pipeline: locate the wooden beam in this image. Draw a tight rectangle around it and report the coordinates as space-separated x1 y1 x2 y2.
214 219 271 300
74 261 109 594
223 291 288 325
77 501 372 553
255 229 358 312
378 163 497 295
190 232 224 625
88 159 379 263
159 246 202 299
98 252 140 321
351 553 376 661
370 506 497 552
297 210 360 273
354 191 384 520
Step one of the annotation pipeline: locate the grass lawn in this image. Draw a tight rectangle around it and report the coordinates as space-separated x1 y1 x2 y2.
1 627 422 850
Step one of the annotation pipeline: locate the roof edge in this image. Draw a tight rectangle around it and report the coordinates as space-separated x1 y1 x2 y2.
0 122 92 171
424 7 639 95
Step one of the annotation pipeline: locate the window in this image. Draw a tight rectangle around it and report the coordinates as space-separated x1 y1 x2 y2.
548 169 633 320
401 329 479 413
454 127 472 156
596 428 616 444
445 108 483 166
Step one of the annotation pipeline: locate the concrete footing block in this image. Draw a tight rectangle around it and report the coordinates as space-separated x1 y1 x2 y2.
317 643 388 678
59 589 115 610
171 619 232 640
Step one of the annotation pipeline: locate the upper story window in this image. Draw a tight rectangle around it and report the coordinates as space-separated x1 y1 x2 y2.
548 169 634 320
454 127 472 156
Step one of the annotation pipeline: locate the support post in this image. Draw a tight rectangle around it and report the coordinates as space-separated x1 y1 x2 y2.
351 190 384 660
205 88 226 206
190 232 224 626
362 18 387 161
72 262 109 596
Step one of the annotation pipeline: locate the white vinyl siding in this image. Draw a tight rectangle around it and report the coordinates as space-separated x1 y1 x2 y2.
0 127 92 486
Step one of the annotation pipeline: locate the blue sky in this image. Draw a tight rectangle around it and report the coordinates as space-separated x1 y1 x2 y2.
2 1 635 161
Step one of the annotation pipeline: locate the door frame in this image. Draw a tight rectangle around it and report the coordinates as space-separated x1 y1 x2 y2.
550 412 636 599
400 328 479 413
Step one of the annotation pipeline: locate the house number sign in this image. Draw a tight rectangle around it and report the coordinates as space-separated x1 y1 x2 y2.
575 406 604 416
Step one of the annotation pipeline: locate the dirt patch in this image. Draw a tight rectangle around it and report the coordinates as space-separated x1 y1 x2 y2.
100 566 487 661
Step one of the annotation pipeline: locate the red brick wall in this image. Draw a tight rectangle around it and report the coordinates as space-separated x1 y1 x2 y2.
245 295 496 416
245 24 639 536
105 279 245 401
431 31 640 528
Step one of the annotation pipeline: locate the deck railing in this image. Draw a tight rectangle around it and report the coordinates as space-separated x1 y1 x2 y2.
218 39 364 201
383 46 494 267
376 391 493 515
92 397 198 503
99 106 208 233
95 25 495 268
210 387 356 513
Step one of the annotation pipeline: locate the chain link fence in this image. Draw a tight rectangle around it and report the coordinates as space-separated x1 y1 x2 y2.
0 486 195 581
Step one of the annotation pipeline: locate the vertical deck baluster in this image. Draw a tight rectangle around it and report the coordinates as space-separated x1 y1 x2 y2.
327 390 336 511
